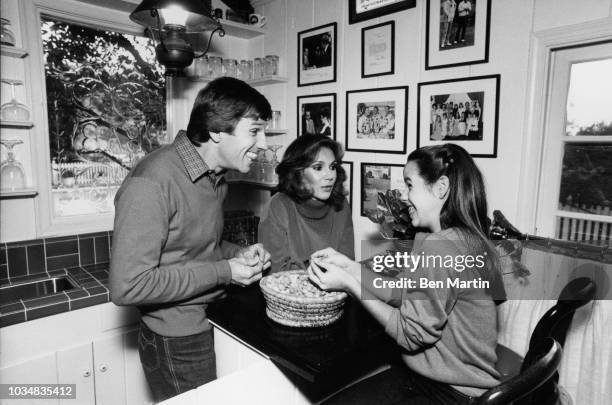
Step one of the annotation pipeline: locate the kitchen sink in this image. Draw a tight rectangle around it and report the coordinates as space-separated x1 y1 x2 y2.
0 275 81 306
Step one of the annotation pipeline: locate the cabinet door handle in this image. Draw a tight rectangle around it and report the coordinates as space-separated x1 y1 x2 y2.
83 370 91 377
98 365 108 372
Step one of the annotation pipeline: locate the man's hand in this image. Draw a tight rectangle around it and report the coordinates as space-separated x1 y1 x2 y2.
228 254 263 287
229 243 271 286
237 243 271 271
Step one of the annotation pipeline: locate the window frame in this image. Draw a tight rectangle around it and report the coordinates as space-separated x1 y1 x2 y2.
516 18 612 237
537 42 612 239
24 0 168 237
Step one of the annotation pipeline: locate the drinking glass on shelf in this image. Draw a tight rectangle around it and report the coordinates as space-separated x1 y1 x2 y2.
195 55 210 78
1 79 30 122
264 55 279 77
209 56 223 78
265 144 282 184
0 139 26 191
223 58 237 78
253 58 263 80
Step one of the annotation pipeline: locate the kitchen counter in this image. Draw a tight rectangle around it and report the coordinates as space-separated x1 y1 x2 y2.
206 283 397 402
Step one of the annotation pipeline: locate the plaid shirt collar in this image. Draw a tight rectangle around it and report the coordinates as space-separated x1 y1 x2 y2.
174 130 225 186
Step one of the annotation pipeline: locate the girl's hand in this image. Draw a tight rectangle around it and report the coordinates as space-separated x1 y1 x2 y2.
311 248 361 279
310 248 352 269
308 257 352 292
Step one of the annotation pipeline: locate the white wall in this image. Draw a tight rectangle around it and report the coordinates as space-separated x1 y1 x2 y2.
269 0 612 259
2 0 612 245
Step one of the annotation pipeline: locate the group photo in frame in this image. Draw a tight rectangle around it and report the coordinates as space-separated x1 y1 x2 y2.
425 0 491 70
349 0 416 24
361 21 395 78
298 22 337 87
417 74 500 158
342 161 353 211
360 162 406 217
345 86 408 154
296 93 336 139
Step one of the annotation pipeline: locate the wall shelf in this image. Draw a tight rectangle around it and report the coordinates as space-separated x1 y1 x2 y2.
248 76 289 86
265 129 287 135
0 188 38 199
1 120 34 129
188 76 288 87
220 19 265 39
0 46 28 58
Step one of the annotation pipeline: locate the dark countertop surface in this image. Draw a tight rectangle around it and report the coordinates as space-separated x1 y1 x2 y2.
207 283 397 402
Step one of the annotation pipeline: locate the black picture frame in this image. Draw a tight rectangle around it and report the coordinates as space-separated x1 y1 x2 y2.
361 21 395 78
296 93 337 140
425 0 491 70
345 86 408 154
349 0 416 24
417 74 500 158
342 161 353 211
360 162 406 217
298 22 337 87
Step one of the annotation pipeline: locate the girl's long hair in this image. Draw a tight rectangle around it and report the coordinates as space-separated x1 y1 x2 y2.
407 144 505 299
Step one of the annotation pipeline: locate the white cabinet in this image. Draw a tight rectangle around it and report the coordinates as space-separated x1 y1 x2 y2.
57 342 95 405
0 304 154 405
0 353 59 405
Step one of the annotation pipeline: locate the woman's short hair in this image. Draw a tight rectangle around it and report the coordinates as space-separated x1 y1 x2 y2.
276 135 347 211
186 77 272 146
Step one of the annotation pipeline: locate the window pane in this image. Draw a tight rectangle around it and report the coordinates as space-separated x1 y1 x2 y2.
42 17 167 217
558 143 612 217
565 58 612 136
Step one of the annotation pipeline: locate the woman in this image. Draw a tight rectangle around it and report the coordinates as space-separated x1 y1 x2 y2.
308 144 505 404
259 135 354 273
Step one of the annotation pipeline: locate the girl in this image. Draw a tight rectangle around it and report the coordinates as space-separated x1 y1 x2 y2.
259 135 354 273
308 143 505 404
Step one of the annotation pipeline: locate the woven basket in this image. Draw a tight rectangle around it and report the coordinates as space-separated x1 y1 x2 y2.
260 270 347 328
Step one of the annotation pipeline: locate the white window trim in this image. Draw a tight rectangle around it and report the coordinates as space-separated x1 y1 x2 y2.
22 0 167 237
516 17 612 236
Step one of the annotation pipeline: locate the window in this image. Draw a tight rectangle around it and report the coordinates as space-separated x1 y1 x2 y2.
41 16 167 217
537 41 612 244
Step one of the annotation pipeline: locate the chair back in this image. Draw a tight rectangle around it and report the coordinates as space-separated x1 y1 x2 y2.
475 338 562 405
524 277 596 366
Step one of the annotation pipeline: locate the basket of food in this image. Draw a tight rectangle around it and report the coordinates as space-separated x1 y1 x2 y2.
259 270 348 328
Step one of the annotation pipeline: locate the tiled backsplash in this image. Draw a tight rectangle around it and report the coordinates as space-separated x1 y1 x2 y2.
0 231 112 282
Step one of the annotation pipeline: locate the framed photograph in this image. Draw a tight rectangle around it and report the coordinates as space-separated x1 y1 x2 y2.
360 163 406 217
298 22 337 87
417 74 500 158
425 0 491 70
361 21 395 78
296 93 336 139
349 0 416 24
342 161 353 210
345 86 408 154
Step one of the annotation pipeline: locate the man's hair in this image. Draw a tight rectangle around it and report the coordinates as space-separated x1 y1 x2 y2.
276 135 347 211
186 77 272 146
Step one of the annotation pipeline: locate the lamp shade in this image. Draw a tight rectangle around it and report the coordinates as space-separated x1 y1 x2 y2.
129 0 220 33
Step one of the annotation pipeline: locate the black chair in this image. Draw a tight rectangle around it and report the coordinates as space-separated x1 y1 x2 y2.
475 337 562 405
487 277 597 404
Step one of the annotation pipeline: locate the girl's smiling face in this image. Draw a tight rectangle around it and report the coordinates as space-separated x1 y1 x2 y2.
401 161 446 232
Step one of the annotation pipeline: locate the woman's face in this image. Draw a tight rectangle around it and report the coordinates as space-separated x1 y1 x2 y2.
401 161 444 232
303 147 338 201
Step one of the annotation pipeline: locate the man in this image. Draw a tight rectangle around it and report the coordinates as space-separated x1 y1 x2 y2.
441 0 456 48
319 32 332 67
303 110 316 135
109 77 272 402
454 0 472 43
